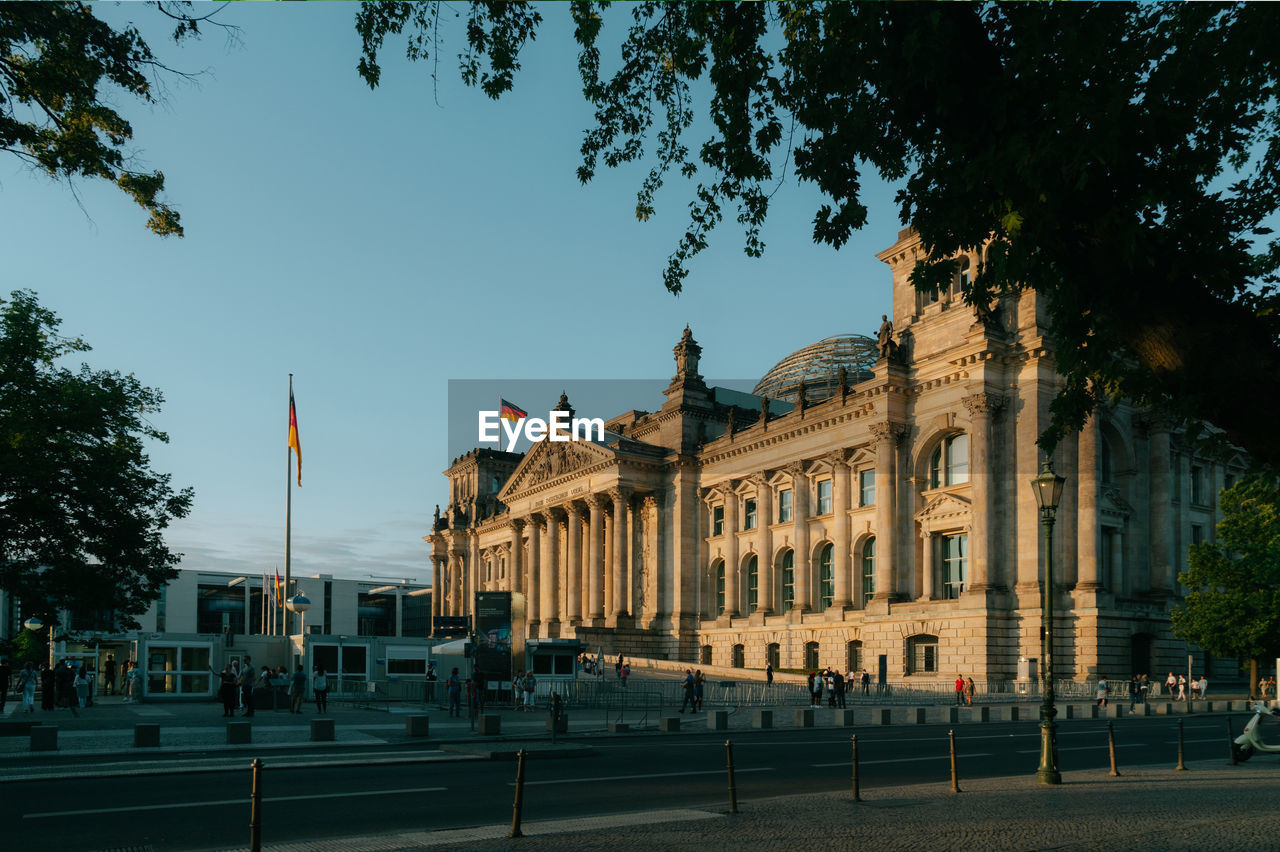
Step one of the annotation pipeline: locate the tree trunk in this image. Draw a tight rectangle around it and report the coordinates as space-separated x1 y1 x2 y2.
1250 658 1258 700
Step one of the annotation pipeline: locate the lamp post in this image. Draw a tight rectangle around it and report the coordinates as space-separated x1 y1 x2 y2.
24 616 54 669
286 593 312 673
1031 459 1065 785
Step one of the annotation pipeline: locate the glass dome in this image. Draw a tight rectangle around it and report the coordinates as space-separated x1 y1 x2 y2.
753 334 879 405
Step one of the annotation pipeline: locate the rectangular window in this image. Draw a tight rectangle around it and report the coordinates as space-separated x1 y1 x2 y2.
779 488 793 523
941 534 968 600
1191 524 1204 547
816 479 832 515
747 559 759 612
1191 466 1205 504
859 469 875 507
744 498 757 530
909 637 939 674
713 505 724 537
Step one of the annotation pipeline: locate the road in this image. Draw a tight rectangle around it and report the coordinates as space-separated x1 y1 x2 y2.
5 716 1240 850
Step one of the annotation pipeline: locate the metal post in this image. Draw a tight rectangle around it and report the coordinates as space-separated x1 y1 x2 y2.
725 739 739 814
509 748 527 838
949 729 961 793
1107 721 1120 777
1176 719 1187 771
1227 715 1237 766
249 758 263 852
1037 499 1061 784
851 734 862 802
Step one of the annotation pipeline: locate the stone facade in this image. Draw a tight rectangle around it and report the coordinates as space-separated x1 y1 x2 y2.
427 228 1241 683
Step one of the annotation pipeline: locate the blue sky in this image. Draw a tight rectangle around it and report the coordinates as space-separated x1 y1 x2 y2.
2 3 899 584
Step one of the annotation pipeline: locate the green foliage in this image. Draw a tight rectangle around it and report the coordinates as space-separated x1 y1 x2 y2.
8 628 45 665
355 2 1280 467
1171 476 1280 662
0 290 193 630
0 1 232 236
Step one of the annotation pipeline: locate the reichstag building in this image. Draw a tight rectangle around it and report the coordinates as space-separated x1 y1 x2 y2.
427 227 1234 684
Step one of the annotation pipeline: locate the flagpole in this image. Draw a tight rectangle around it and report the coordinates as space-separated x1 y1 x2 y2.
285 374 294 638
260 571 266 635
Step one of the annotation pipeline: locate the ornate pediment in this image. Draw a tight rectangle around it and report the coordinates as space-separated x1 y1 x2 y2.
914 491 972 534
1101 486 1133 520
499 439 615 500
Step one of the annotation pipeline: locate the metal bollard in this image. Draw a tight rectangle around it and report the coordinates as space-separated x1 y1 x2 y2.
1227 715 1237 766
949 729 961 793
249 758 263 852
1176 719 1187 771
509 749 527 838
726 739 739 814
851 734 862 802
1107 721 1120 777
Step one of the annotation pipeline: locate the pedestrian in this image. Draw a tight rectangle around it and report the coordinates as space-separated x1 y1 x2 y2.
1268 676 1276 697
1177 674 1187 701
812 672 824 707
826 669 837 708
210 664 237 716
765 662 773 684
861 670 871 695
1165 671 1177 697
289 665 307 714
0 658 10 713
1129 673 1141 707
616 655 624 680
40 663 55 711
1139 673 1150 703
238 655 256 717
426 661 437 682
120 661 133 703
679 669 696 713
965 676 976 706
74 663 89 708
1198 674 1208 699
18 662 37 713
313 666 329 713
513 670 525 710
1259 676 1269 699
103 654 116 696
834 669 846 708
693 669 705 712
955 674 966 706
56 660 79 717
447 667 462 717
621 663 630 686
523 670 537 710
1097 675 1109 707
806 672 816 707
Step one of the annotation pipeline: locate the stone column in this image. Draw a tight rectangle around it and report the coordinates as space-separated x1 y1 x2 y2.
610 487 631 620
1147 420 1171 595
566 504 582 625
870 423 899 601
588 495 605 621
430 558 442 634
723 483 740 618
961 392 1004 591
643 493 665 624
1076 415 1101 588
468 532 481 615
544 508 561 632
508 520 524 608
754 474 774 615
921 531 934 599
789 461 811 613
829 454 852 610
527 515 541 626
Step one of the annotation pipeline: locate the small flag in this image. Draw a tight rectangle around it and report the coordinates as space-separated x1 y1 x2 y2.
499 398 527 422
275 569 282 604
288 386 302 485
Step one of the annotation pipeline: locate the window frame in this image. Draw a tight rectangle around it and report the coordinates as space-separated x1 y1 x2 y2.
859 469 875 507
744 497 757 530
712 505 725 537
816 479 832 515
861 537 876 605
780 550 795 612
819 543 834 610
778 488 793 523
907 634 939 675
940 533 968 600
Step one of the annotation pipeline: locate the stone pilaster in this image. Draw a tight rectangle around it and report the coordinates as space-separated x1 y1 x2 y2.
543 507 561 634
753 473 774 616
526 514 541 627
868 422 903 610
828 453 851 612
788 461 811 614
722 482 740 619
588 495 605 623
1076 415 1101 589
566 503 582 624
508 519 524 611
961 391 1005 595
609 487 632 622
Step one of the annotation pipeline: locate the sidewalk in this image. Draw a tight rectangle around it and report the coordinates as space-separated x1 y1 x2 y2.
246 759 1280 851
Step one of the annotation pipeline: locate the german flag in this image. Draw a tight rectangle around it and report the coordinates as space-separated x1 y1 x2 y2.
499 398 527 422
288 387 302 485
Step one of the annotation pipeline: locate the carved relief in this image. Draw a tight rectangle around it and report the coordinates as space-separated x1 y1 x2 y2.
961 392 1006 419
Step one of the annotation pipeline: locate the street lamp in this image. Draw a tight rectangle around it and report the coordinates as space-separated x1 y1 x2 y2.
24 616 54 669
1031 459 1066 785
285 593 311 636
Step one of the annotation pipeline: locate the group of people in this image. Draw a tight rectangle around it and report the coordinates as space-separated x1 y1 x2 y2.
808 668 854 708
1159 672 1209 701
954 675 977 706
207 657 330 717
679 669 706 712
0 658 128 714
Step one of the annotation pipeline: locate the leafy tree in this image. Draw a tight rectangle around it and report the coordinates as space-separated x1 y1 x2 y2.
7 626 45 665
1171 476 1280 696
0 290 193 630
356 1 1280 465
0 2 235 236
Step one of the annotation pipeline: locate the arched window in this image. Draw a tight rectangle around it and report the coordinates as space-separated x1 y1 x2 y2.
929 433 970 488
906 634 939 675
732 644 745 668
954 255 971 298
714 561 726 616
766 643 780 669
819 544 834 610
861 537 876 606
847 640 863 672
804 641 820 670
700 645 713 666
780 550 795 612
747 556 759 613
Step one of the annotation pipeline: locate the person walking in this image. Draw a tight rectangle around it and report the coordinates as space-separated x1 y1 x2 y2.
289 665 307 714
965 676 976 706
620 663 630 687
1129 673 1141 708
765 662 773 684
40 663 55 711
693 669 705 712
834 669 846 709
211 664 237 717
522 670 537 710
447 667 462 717
0 658 10 713
1165 671 1177 697
1177 674 1187 701
74 664 89 708
679 669 696 713
56 660 79 717
616 655 624 680
103 654 117 696
955 674 966 706
1097 676 1110 707
238 655 256 717
313 666 329 713
18 662 37 713
861 670 871 695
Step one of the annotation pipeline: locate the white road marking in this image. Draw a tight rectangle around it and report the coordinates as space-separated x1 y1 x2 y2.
24 786 447 819
514 768 773 786
812 753 992 767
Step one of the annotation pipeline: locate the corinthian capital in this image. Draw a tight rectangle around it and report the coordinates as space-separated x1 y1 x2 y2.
961 392 1006 419
869 421 908 445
